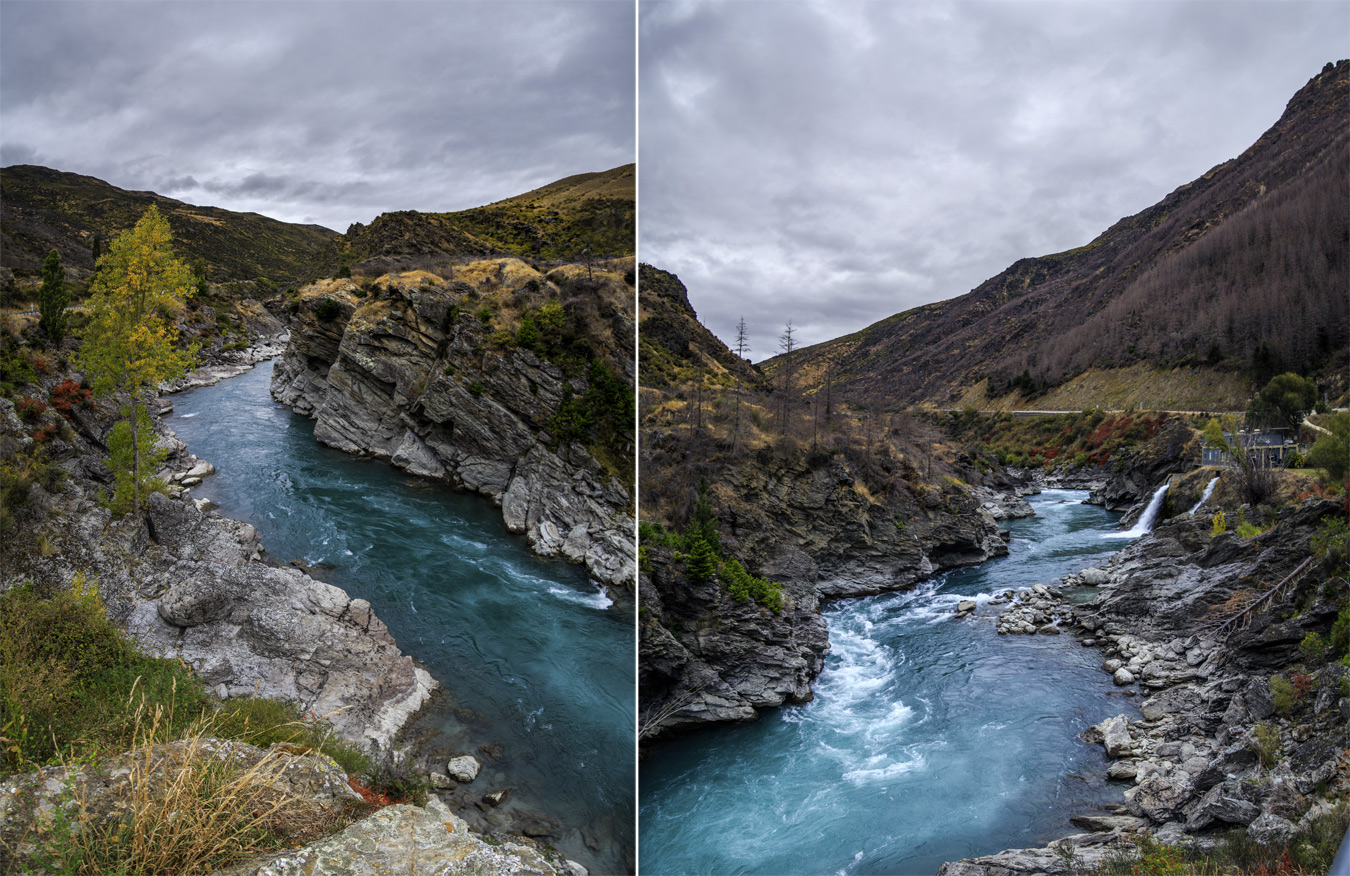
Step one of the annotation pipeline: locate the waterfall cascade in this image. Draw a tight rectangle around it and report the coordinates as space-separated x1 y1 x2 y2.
1189 477 1220 514
1104 481 1170 539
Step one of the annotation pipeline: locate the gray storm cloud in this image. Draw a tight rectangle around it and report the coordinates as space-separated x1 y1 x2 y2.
1 0 635 232
639 0 1348 357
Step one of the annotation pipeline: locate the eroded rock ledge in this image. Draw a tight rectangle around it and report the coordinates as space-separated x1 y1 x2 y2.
270 269 634 591
639 453 1010 744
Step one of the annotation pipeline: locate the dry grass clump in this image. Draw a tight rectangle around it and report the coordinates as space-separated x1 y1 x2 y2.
20 693 366 875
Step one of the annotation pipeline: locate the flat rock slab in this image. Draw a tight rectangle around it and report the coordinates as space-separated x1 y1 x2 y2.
218 797 561 876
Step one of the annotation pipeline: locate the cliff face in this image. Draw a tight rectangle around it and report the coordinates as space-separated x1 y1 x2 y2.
638 447 1008 743
714 452 1008 599
272 261 636 590
637 264 1009 742
640 542 828 737
1091 416 1203 513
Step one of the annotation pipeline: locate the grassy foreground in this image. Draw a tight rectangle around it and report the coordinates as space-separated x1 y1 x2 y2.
0 577 428 874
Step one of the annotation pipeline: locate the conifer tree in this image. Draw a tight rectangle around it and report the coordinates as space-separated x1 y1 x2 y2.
682 479 721 584
38 248 69 342
77 205 197 515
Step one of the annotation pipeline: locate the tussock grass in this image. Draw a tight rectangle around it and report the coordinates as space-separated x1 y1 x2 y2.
1 578 380 874
24 695 368 875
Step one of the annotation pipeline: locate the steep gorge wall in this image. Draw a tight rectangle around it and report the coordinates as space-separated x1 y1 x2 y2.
271 263 636 591
639 447 1009 744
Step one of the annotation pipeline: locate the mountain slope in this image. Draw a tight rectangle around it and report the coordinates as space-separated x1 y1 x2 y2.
0 165 339 282
340 164 634 267
1 163 635 286
778 60 1349 409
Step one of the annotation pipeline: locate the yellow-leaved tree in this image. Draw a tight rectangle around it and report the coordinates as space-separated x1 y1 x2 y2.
77 205 197 515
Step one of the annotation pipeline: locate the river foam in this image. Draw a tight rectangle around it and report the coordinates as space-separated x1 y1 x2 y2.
641 489 1133 875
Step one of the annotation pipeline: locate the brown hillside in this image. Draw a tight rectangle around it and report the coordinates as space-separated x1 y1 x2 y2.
776 60 1349 410
0 165 339 282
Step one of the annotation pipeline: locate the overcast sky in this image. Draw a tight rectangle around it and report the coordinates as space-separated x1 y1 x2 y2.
1 1 634 233
640 0 1349 358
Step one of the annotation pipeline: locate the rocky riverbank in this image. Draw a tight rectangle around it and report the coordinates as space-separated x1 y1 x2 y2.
0 340 587 873
270 264 636 592
1 394 436 749
639 448 1011 744
938 496 1349 874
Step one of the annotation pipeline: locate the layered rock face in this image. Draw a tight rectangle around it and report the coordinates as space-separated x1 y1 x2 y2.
271 263 635 590
639 452 1008 743
640 543 829 739
714 453 1008 600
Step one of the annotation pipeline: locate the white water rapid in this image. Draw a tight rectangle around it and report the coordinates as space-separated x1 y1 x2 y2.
1103 481 1170 539
1189 477 1220 514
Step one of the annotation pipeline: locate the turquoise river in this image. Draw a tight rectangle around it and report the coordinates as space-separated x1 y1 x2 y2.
640 488 1141 875
168 361 634 875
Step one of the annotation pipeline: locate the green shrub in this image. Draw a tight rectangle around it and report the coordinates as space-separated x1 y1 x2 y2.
468 382 484 398
333 264 351 279
1236 521 1262 539
720 557 783 614
516 313 539 350
1253 721 1281 767
314 298 342 321
1312 516 1348 564
1330 597 1349 659
638 520 681 550
1299 631 1327 664
549 384 591 443
1268 675 1295 716
360 745 429 806
1128 837 1190 876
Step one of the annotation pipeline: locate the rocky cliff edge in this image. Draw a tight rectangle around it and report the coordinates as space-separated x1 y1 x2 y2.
271 262 635 591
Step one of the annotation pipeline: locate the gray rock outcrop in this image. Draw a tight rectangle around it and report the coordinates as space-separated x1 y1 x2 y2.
221 796 562 876
639 544 829 741
270 270 635 590
1 414 436 750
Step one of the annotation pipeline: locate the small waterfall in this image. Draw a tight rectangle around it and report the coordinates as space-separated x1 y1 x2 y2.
1103 482 1170 539
1188 477 1219 514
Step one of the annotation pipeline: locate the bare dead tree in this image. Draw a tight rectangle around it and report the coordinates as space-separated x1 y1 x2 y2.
778 320 797 436
731 317 750 453
823 354 836 425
